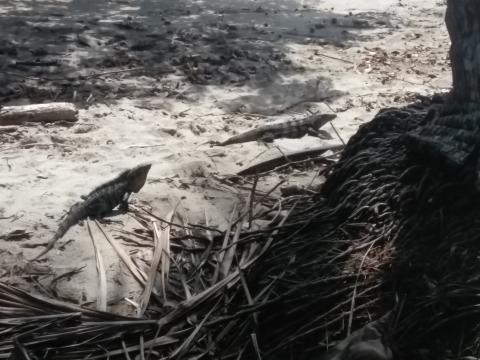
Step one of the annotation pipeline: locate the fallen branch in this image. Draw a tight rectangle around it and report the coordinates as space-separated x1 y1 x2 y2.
237 144 344 176
0 126 18 133
0 102 78 126
12 60 59 67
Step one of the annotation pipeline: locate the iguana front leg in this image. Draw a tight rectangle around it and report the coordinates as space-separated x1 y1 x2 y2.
119 191 131 212
307 127 333 140
257 132 276 148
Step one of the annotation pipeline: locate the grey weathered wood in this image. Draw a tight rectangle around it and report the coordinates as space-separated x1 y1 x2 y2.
0 102 78 126
237 144 344 176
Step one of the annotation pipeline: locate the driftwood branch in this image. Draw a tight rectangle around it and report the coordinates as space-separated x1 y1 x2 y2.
237 144 344 176
0 102 78 126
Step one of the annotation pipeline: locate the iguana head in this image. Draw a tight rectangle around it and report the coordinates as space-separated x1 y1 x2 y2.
128 163 152 193
312 113 337 129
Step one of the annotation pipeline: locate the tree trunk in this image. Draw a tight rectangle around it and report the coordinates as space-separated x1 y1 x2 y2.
446 0 480 103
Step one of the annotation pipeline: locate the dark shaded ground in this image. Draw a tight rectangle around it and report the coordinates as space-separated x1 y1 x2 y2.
0 0 389 106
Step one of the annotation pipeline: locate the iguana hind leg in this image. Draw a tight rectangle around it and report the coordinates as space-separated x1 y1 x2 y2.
259 132 276 143
118 192 131 212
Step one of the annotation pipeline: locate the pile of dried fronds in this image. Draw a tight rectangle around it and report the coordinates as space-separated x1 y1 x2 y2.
3 97 480 359
0 176 303 359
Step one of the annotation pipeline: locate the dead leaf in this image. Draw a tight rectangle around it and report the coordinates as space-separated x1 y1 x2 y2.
0 229 31 241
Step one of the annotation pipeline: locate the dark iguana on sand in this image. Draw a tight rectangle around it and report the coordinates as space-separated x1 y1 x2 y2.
33 163 152 260
215 113 337 146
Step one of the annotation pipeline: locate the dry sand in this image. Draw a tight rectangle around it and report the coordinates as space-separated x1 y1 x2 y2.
0 0 450 314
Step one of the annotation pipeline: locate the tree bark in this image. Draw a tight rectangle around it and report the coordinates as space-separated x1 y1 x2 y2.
446 0 480 103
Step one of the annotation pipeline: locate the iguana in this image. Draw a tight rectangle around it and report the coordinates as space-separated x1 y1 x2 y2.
214 113 337 146
32 163 152 260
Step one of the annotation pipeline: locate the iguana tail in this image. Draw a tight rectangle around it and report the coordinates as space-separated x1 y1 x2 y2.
32 202 86 261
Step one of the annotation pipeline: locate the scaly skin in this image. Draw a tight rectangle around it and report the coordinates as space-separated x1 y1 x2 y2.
219 113 337 146
33 163 151 260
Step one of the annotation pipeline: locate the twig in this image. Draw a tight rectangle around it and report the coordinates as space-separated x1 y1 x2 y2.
248 175 259 229
0 143 76 151
329 121 346 146
231 112 268 118
250 333 263 360
122 340 134 360
132 205 222 234
85 67 145 79
394 77 441 89
231 179 286 229
314 52 355 64
245 147 271 166
240 270 258 324
177 108 191 117
49 266 85 291
126 144 166 149
323 103 346 145
140 335 145 360
220 218 243 280
168 300 220 359
272 144 291 164
347 237 380 336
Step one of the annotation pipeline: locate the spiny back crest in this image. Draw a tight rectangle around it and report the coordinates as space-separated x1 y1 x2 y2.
129 163 152 193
